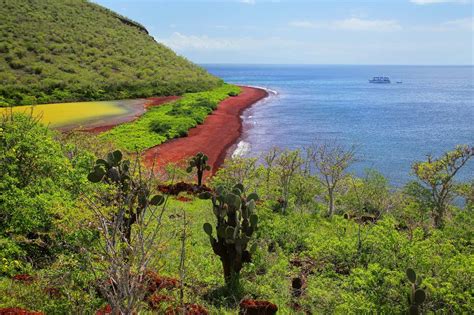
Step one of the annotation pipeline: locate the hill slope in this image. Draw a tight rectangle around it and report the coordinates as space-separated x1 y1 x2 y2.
0 0 222 106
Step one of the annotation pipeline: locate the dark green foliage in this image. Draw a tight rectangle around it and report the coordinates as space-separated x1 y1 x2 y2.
406 268 426 315
150 120 172 135
87 150 164 242
0 0 222 106
200 184 259 286
228 91 239 97
187 152 211 186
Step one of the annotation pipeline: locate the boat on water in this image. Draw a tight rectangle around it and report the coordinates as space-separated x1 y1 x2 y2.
369 76 391 84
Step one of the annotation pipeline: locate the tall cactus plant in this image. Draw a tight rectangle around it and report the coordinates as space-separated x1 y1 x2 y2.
406 268 426 315
186 152 211 186
200 184 259 286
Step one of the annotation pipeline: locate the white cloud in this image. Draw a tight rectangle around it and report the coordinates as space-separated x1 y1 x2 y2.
441 18 474 31
289 18 402 32
240 0 256 4
158 32 303 52
412 17 474 31
159 32 240 51
410 0 469 4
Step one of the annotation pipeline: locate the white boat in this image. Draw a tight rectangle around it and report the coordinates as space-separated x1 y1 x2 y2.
369 76 391 84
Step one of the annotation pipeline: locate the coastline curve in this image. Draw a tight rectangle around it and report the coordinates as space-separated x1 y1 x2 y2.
143 86 269 174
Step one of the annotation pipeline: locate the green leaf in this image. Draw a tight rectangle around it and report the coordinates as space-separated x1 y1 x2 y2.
414 289 426 305
95 159 108 167
406 268 416 284
112 150 123 163
150 195 164 206
247 192 259 202
87 171 103 183
203 222 212 236
186 166 193 173
234 183 244 193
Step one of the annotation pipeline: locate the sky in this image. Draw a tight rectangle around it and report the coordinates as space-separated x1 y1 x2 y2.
93 0 473 65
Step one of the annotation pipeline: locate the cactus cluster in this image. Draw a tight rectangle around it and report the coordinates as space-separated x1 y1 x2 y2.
88 150 130 187
406 268 426 315
200 183 259 285
186 152 211 187
87 150 164 242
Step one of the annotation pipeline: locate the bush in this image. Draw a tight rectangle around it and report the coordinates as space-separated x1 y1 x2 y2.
150 120 172 134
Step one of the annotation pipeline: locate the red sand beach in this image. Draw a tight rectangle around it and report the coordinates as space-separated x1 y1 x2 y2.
143 86 268 173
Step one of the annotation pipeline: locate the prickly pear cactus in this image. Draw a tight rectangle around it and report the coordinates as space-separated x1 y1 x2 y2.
87 150 130 187
200 183 259 285
186 152 211 186
406 268 426 315
87 150 164 241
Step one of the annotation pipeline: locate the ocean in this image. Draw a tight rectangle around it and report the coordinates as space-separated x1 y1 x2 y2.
203 64 474 186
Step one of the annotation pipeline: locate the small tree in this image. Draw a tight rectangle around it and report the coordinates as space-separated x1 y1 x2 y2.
199 184 259 287
186 152 211 186
310 141 356 217
275 149 304 213
85 150 167 313
412 145 473 228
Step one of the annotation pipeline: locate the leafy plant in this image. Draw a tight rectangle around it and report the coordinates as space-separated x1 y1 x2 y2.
186 152 211 187
412 145 473 228
199 184 259 286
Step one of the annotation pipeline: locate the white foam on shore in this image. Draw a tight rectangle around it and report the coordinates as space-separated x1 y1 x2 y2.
247 85 278 96
229 85 278 159
232 140 251 158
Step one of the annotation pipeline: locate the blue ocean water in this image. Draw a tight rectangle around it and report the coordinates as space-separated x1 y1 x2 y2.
203 64 474 186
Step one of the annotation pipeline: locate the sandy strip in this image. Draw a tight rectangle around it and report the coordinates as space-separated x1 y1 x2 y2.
143 86 269 174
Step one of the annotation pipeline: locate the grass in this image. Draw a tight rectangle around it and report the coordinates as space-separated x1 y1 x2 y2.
101 84 241 151
0 101 128 127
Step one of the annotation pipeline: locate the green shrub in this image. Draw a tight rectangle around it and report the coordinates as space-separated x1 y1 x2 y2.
150 120 172 134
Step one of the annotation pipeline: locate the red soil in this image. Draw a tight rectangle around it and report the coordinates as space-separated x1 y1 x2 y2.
143 86 268 174
83 96 180 133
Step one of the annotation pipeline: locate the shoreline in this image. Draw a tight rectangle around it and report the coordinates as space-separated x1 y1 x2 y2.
143 86 269 174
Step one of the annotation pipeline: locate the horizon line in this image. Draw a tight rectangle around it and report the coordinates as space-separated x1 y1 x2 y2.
199 63 474 67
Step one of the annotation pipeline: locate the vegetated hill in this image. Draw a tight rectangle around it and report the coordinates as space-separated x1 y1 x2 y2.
0 0 222 106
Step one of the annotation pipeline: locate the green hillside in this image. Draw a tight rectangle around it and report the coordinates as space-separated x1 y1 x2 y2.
0 0 222 106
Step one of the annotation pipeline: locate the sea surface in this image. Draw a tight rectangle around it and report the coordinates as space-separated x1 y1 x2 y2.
203 64 474 186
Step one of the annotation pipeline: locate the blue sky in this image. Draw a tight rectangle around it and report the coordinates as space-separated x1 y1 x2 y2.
94 0 473 65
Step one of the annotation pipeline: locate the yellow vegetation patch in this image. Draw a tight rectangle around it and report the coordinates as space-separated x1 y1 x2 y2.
0 101 128 127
